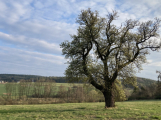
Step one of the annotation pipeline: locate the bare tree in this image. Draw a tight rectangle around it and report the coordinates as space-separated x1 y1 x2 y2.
60 8 161 108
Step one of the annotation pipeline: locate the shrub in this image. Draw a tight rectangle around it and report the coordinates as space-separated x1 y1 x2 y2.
129 83 157 100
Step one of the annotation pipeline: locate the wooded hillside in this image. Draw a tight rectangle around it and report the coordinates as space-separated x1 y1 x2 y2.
0 74 156 87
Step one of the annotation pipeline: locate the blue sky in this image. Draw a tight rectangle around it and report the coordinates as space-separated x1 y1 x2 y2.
0 0 161 80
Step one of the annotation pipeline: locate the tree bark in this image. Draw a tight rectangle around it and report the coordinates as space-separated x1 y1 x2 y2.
103 88 115 108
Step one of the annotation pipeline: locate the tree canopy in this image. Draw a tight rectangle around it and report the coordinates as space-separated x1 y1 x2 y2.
60 8 161 108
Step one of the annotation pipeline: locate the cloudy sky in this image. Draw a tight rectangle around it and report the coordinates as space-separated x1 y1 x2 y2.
0 0 161 80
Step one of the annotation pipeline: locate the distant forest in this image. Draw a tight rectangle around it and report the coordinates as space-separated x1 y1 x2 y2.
0 74 157 88
0 74 67 83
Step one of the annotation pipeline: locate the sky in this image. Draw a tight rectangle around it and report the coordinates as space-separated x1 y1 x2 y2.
0 0 161 80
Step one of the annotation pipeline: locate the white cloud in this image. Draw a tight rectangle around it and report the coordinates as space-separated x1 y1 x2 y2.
0 0 33 23
0 46 66 76
118 0 161 20
137 51 161 80
0 19 78 43
0 32 61 54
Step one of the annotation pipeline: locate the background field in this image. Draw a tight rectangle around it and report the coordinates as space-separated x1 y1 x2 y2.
0 100 161 120
0 82 104 105
0 84 6 96
0 83 82 96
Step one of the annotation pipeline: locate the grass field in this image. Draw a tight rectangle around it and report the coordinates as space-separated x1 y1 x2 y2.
0 83 83 96
0 84 6 95
0 100 161 120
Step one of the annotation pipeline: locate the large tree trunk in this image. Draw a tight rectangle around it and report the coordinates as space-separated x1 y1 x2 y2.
103 87 115 108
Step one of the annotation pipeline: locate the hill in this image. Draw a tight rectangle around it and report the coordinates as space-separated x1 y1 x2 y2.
0 74 41 82
0 74 157 86
0 74 67 83
137 77 157 87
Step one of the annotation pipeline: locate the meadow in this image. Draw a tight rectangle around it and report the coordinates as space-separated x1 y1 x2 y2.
0 84 6 96
0 100 161 120
0 82 104 105
0 82 161 119
0 82 83 96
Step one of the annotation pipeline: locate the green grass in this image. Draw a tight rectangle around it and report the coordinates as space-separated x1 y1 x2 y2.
0 84 6 95
0 83 83 96
0 100 161 120
56 83 83 86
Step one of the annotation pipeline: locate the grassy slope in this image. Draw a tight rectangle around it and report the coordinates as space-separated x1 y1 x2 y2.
0 100 161 120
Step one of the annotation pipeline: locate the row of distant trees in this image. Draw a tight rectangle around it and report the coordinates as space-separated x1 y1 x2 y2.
0 74 67 83
0 78 126 105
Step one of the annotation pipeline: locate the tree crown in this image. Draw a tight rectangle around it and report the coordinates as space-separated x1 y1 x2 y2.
60 8 161 90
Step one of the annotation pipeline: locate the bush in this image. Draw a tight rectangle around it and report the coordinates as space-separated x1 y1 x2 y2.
128 83 157 100
155 82 161 99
